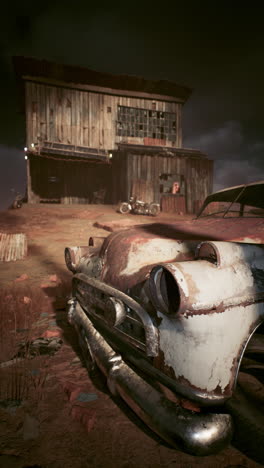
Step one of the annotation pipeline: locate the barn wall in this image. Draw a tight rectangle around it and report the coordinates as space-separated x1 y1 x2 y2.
111 151 213 213
25 81 182 152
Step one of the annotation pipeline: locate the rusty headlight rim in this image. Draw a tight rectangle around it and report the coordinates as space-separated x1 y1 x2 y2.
149 264 181 316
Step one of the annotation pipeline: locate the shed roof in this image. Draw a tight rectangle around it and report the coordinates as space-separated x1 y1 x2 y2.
13 56 192 103
117 143 209 159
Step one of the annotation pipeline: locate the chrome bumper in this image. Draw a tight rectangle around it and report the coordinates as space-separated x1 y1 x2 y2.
68 299 233 456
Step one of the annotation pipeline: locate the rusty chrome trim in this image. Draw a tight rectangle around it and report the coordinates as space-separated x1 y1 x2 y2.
72 273 159 357
65 246 90 273
69 301 233 456
69 297 232 405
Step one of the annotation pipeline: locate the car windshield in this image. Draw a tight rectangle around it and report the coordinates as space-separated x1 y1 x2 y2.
197 183 264 218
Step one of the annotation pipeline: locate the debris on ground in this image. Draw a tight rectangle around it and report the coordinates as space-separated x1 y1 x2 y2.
22 296 31 304
0 338 63 369
16 337 63 358
14 273 29 282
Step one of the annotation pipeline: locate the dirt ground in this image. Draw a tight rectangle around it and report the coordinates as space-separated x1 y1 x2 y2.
0 204 263 468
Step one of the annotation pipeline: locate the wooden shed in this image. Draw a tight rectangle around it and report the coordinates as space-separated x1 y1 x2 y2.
13 56 213 211
111 145 213 214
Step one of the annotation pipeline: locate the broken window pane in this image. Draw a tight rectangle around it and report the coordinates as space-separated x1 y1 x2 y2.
116 105 176 142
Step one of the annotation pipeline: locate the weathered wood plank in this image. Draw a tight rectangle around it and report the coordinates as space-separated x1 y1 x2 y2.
83 91 89 147
49 86 55 142
25 81 184 151
39 83 47 144
0 233 27 262
31 82 37 145
25 82 32 148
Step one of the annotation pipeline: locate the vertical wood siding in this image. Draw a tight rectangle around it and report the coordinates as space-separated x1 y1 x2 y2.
25 82 181 150
112 152 213 212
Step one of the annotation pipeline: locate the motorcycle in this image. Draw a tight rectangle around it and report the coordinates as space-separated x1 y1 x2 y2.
118 196 160 216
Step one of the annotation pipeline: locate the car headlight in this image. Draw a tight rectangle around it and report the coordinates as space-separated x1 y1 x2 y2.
148 241 264 316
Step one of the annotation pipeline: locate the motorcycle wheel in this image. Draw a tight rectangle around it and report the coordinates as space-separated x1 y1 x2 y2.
149 203 160 216
118 202 131 214
143 203 150 215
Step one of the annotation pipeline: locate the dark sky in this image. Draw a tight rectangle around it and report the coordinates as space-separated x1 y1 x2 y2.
1 2 264 210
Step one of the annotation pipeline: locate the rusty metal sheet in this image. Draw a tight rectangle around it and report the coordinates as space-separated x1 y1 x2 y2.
139 217 264 244
161 194 186 213
96 216 264 291
0 233 27 262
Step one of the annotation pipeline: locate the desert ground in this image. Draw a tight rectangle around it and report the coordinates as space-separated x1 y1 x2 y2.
0 204 262 468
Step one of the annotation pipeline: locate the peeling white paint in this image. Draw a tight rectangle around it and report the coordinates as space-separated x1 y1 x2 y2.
160 242 264 312
158 302 264 393
196 241 264 267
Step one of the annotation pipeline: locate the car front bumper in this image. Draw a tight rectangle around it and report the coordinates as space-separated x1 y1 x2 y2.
67 299 233 456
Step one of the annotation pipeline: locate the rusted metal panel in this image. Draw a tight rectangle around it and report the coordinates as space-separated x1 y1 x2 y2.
161 194 186 213
144 137 167 146
0 233 27 262
99 228 197 292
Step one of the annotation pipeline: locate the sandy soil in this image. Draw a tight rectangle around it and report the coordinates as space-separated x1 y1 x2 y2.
0 204 262 468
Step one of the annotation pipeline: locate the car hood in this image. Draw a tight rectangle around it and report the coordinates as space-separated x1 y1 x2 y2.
99 216 264 292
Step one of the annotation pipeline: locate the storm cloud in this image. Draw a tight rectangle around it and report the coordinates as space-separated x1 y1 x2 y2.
184 121 264 190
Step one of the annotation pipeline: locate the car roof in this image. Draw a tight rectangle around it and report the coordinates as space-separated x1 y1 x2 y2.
213 180 264 195
198 180 264 216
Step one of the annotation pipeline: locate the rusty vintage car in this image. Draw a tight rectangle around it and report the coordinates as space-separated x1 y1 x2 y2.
65 181 264 456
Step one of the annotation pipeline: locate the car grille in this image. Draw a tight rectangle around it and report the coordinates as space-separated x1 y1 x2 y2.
72 273 158 357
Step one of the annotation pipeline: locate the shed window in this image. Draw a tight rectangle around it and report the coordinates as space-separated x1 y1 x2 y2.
159 173 184 195
116 105 176 142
